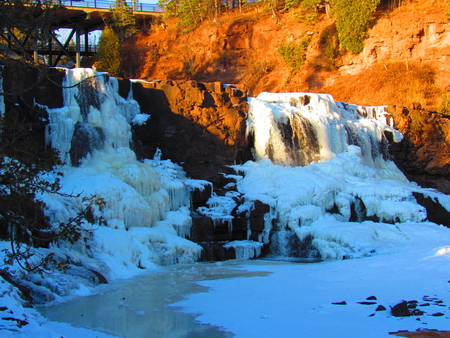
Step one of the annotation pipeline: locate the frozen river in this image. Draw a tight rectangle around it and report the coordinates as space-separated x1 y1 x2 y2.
37 260 280 338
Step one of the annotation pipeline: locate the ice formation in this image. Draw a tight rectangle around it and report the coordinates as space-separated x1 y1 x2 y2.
42 69 202 279
231 92 450 259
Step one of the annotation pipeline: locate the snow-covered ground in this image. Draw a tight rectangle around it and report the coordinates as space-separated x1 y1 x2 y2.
2 70 450 337
175 237 450 338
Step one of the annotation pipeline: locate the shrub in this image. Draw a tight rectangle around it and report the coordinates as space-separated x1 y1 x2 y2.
331 0 380 54
277 38 310 69
438 93 450 115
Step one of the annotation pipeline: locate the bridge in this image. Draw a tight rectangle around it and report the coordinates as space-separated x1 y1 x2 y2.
0 1 162 68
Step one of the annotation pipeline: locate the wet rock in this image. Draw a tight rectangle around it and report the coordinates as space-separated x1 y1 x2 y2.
391 301 411 317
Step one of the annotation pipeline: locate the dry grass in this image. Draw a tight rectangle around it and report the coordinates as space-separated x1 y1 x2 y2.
322 61 441 108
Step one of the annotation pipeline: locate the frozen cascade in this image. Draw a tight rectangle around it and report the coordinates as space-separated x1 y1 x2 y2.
42 68 201 276
233 92 448 259
247 92 400 167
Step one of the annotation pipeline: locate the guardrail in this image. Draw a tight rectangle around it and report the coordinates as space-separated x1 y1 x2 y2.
59 0 163 12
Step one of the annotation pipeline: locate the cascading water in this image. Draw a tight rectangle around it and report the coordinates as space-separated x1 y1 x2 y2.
43 69 202 276
247 92 398 167
235 92 450 260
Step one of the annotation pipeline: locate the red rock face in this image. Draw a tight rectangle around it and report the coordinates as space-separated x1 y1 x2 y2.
387 105 450 193
130 79 253 181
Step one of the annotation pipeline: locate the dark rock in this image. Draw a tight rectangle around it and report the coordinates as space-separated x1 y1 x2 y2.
190 183 213 207
198 242 236 262
431 312 445 317
131 80 253 173
411 309 425 316
376 305 387 311
366 296 377 300
70 122 105 166
391 301 411 317
413 192 450 227
358 301 377 305
387 105 450 195
332 301 347 305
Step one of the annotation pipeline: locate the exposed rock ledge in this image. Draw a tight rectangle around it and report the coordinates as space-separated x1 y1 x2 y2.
387 104 450 194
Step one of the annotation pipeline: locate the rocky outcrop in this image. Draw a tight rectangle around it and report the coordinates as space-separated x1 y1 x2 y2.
130 79 253 182
342 5 450 89
122 0 450 105
0 59 65 166
387 105 450 193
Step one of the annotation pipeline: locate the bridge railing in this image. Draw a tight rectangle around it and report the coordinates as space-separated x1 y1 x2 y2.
58 0 163 12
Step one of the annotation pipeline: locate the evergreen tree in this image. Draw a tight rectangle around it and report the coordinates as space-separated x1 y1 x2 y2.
331 0 380 54
110 0 137 42
158 0 226 31
96 26 123 77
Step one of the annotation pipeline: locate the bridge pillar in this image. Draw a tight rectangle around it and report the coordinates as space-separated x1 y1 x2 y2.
48 37 53 66
33 41 38 64
75 26 81 68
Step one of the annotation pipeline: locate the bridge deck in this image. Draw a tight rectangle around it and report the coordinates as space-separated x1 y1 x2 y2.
1 1 162 67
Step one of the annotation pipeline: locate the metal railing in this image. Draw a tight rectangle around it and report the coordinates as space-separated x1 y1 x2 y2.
59 0 163 12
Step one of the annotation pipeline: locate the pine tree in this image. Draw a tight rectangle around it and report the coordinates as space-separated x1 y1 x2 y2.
158 0 222 32
96 26 123 77
110 0 137 42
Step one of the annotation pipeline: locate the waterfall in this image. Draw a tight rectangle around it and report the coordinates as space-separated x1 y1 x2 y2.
247 92 400 167
235 92 449 260
42 69 201 275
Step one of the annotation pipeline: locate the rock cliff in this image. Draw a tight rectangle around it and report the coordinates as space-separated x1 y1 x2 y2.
130 79 253 183
121 0 450 109
388 104 450 193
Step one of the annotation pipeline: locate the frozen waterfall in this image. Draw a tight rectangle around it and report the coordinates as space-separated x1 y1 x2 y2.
43 69 201 277
247 92 400 167
231 92 450 260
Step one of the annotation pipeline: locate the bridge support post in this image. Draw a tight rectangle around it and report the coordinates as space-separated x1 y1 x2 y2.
33 41 38 64
75 26 81 68
48 36 53 66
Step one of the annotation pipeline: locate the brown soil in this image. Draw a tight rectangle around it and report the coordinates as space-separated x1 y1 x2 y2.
121 0 450 109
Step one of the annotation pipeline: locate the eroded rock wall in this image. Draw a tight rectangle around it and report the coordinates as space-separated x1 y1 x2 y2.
130 79 253 182
387 104 450 193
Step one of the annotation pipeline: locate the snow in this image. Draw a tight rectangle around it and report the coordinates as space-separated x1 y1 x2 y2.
174 238 450 337
2 72 450 337
131 113 150 125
